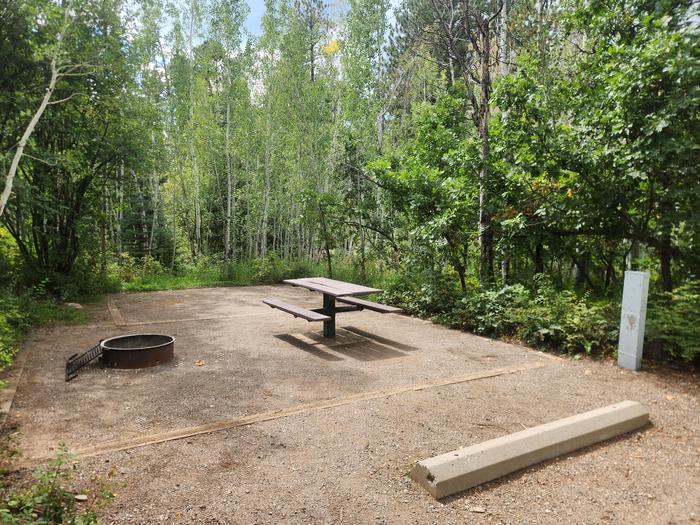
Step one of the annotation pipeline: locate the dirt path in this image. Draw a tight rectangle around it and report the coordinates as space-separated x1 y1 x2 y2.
3 286 699 524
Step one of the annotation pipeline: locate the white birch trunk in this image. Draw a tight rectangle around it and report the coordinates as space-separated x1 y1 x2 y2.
224 99 234 262
0 2 77 217
148 132 160 256
191 138 201 254
188 3 201 255
261 110 272 257
117 163 124 259
499 0 509 76
0 58 59 217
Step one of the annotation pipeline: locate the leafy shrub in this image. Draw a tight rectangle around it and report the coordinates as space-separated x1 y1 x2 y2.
0 445 112 524
108 253 139 283
249 254 321 284
512 281 618 354
438 278 619 356
442 284 531 334
380 270 460 317
140 255 165 276
251 253 286 284
108 253 167 289
646 281 700 363
0 228 21 290
0 295 29 371
284 259 319 280
0 292 86 374
191 254 219 275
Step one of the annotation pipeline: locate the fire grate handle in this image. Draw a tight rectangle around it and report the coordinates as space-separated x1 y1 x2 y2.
65 342 103 381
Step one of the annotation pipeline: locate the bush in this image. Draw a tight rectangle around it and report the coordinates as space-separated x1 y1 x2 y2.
0 228 20 290
442 284 531 334
0 292 87 374
512 281 618 354
251 253 286 284
646 281 700 363
251 254 321 284
380 270 461 317
437 278 619 356
0 295 29 371
0 445 112 524
108 253 141 283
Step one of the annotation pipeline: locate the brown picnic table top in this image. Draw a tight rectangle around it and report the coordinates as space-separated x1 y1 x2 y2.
282 277 381 297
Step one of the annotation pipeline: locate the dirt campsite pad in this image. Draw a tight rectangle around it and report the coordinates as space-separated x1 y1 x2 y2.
3 285 699 523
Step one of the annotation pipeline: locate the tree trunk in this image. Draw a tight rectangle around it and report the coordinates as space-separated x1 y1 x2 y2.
171 183 177 270
0 58 59 217
100 181 107 278
189 129 201 255
455 261 467 292
319 205 333 278
188 7 201 255
147 132 159 257
626 239 640 270
659 240 673 292
501 256 510 285
376 110 384 154
604 257 615 288
116 163 124 260
573 255 586 288
132 169 149 257
310 42 315 82
534 243 544 274
261 111 272 257
477 20 495 285
499 0 508 76
224 98 234 262
176 149 194 257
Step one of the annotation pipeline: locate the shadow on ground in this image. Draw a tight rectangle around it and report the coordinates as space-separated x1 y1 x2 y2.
275 325 419 361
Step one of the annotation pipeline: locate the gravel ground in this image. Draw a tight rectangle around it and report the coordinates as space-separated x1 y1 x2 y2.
2 285 699 524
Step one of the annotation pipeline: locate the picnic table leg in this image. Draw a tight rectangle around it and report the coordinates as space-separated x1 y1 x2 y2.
322 293 336 338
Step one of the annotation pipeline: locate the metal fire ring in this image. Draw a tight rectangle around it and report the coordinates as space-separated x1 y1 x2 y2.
100 334 175 369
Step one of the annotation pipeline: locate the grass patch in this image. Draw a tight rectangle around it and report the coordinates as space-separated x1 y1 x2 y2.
119 255 385 293
0 292 88 375
120 270 230 292
24 301 88 326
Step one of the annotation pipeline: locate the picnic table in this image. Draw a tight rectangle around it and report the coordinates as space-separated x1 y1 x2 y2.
263 277 402 338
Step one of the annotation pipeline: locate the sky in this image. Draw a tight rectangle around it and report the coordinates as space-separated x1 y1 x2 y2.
244 1 265 36
243 0 402 36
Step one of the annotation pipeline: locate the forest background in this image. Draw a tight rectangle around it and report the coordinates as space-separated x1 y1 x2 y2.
0 0 698 370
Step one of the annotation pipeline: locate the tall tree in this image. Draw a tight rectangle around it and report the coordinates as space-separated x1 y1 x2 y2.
0 0 76 217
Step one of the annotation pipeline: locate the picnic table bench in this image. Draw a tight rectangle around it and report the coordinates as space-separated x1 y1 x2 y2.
262 298 330 322
263 277 402 338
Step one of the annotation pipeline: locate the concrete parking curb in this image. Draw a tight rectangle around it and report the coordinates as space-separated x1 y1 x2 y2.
411 400 650 499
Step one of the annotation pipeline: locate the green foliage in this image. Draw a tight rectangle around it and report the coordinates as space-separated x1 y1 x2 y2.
117 253 380 292
0 229 20 290
369 85 479 292
380 270 462 317
562 0 700 290
647 281 700 363
436 278 619 356
0 291 86 374
0 297 28 371
2 0 148 287
0 445 112 524
440 284 530 334
109 253 165 284
1 0 698 371
252 253 301 284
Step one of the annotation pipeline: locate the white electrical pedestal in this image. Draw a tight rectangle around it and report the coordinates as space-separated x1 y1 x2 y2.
617 271 650 371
